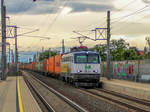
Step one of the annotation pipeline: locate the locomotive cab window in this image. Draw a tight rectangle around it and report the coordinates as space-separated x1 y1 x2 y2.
62 56 73 62
74 53 100 64
88 54 99 63
75 55 87 63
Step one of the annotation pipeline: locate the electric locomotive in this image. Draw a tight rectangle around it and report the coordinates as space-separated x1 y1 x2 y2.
20 46 101 87
61 46 101 87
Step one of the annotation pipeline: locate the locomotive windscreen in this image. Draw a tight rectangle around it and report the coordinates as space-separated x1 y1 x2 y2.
74 53 100 63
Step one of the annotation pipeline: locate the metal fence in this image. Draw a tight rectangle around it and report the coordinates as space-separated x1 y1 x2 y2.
100 59 150 83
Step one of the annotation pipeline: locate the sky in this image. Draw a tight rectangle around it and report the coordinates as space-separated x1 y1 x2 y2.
2 0 150 62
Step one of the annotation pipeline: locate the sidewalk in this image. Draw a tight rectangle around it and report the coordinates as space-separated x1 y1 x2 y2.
0 76 42 112
101 77 150 101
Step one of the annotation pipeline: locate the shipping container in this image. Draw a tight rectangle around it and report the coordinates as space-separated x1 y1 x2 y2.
54 54 63 75
32 62 36 71
43 59 47 73
36 62 39 71
46 59 49 73
48 57 55 74
40 61 43 72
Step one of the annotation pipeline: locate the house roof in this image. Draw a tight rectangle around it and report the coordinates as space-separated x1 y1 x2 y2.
138 51 144 55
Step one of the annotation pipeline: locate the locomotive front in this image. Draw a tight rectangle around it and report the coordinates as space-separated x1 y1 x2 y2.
72 51 101 87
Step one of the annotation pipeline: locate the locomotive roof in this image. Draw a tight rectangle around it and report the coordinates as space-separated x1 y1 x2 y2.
73 51 99 54
62 51 99 56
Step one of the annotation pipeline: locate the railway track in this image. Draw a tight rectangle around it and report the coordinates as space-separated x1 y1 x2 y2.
96 88 150 107
24 76 55 112
23 71 88 112
23 70 150 112
79 88 150 112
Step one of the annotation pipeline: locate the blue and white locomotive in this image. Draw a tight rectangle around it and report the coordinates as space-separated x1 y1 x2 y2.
61 46 101 87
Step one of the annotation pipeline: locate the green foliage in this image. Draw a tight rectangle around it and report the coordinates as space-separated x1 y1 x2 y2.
110 39 129 61
122 49 138 60
91 38 144 61
39 50 57 61
94 44 107 61
144 52 150 59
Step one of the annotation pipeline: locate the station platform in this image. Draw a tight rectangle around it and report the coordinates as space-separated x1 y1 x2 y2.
0 76 42 112
101 77 150 101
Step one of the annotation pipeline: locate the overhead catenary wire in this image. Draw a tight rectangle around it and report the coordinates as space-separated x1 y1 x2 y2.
9 0 150 55
26 0 67 50
111 7 150 33
18 35 51 39
43 0 70 35
31 0 71 51
39 0 60 36
111 5 150 24
79 0 137 32
8 0 58 54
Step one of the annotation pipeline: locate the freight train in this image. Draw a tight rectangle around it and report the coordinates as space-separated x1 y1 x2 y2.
20 47 101 87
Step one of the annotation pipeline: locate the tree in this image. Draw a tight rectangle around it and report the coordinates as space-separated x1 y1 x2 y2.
91 44 107 61
39 50 57 61
110 39 129 61
122 49 138 60
91 39 131 61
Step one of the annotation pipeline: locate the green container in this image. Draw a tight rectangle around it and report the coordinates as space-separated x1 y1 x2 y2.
36 63 39 71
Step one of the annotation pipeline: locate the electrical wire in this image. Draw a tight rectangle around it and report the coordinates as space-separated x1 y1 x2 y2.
111 7 150 33
24 0 62 50
44 0 70 35
79 0 137 32
30 0 71 51
111 5 150 24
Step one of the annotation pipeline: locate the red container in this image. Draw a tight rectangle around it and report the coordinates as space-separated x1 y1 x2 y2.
43 59 47 73
33 62 36 71
46 59 49 73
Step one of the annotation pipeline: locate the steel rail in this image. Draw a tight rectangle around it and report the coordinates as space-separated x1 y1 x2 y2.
96 88 150 107
28 72 88 112
82 89 149 112
24 76 56 112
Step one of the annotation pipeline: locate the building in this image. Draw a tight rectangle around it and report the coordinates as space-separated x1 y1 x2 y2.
129 47 144 56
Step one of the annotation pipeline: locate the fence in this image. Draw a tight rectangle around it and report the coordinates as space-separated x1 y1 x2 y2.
101 59 150 82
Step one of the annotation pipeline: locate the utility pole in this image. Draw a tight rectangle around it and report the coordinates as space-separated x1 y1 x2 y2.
72 11 111 79
14 26 18 73
62 39 65 54
7 43 10 74
107 10 111 80
1 0 7 80
146 37 150 52
42 47 44 53
11 49 14 64
8 44 10 63
0 42 10 63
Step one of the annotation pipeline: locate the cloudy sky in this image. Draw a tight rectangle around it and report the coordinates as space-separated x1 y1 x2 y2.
2 0 150 61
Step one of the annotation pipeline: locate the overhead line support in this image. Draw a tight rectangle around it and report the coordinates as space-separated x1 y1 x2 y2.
107 10 111 80
1 0 7 80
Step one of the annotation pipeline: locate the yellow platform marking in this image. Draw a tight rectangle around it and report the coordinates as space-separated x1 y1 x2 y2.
17 76 24 112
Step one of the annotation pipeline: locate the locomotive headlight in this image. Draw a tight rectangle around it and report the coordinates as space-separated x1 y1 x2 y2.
93 70 98 73
77 69 82 73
